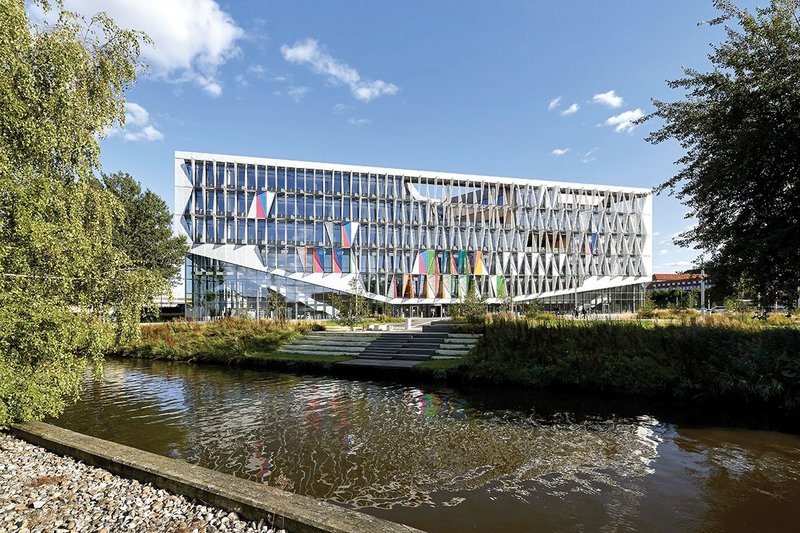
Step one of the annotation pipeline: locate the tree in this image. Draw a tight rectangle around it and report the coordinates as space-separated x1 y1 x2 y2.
645 0 800 307
101 172 188 282
330 277 369 329
0 1 149 426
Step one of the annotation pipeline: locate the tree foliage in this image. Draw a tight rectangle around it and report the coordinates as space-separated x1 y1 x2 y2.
330 277 369 328
0 1 150 426
101 172 188 282
646 0 800 306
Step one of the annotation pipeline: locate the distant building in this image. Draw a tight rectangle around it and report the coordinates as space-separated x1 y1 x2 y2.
174 152 653 319
647 273 710 292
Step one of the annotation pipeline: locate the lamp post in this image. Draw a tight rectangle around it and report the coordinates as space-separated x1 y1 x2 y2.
700 254 706 315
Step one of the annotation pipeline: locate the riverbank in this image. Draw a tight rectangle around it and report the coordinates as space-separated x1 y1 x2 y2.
114 318 354 368
457 314 800 409
0 431 279 533
113 316 800 410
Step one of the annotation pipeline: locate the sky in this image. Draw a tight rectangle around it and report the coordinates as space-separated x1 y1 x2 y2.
33 0 764 273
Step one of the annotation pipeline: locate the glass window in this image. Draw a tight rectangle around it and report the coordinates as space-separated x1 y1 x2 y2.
267 221 276 242
324 171 333 193
342 172 351 194
333 198 342 218
286 222 295 242
247 220 255 241
215 191 224 214
257 165 266 189
183 161 193 183
314 170 324 192
226 163 235 187
315 224 324 243
216 219 224 242
205 161 214 186
267 166 276 189
237 220 245 241
206 191 214 211
257 220 266 242
194 189 202 212
236 191 245 215
277 167 286 189
277 222 286 241
323 250 332 272
341 250 351 273
333 171 342 194
313 197 323 218
246 164 256 189
343 198 351 219
216 163 225 187
205 218 214 241
277 196 287 216
286 168 296 190
237 164 245 188
325 198 333 218
360 173 369 195
286 196 295 217
195 161 203 185
369 174 377 196
227 219 235 240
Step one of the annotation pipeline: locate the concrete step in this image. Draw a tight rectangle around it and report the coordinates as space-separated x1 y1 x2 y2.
448 333 483 339
393 354 432 361
278 348 356 356
442 337 478 344
436 349 471 356
355 354 395 360
280 345 365 353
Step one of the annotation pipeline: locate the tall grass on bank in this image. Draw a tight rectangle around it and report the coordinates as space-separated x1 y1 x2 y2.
114 318 325 363
463 314 800 408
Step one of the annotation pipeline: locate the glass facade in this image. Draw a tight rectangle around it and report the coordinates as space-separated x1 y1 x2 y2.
176 153 653 318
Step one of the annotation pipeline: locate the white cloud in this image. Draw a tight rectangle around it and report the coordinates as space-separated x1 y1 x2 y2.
287 86 310 102
107 102 164 142
547 96 562 111
551 148 570 157
234 74 248 87
603 108 645 133
660 261 693 268
653 231 661 237
582 147 599 163
348 118 371 126
658 249 669 256
560 103 580 116
333 103 350 114
57 0 243 97
248 64 266 77
592 90 624 108
281 38 399 102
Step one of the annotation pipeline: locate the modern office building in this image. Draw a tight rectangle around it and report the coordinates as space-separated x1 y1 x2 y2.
175 152 652 319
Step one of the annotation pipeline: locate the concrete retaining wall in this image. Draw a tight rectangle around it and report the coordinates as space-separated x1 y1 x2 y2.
11 421 423 533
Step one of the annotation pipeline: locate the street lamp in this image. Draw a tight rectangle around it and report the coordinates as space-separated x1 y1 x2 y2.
700 254 706 316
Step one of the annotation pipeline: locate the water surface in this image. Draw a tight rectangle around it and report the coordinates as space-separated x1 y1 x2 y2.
52 358 800 532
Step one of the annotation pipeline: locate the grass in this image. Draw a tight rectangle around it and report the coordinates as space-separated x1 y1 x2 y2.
113 318 337 367
457 313 800 409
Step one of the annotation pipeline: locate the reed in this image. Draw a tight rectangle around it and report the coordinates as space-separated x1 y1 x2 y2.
462 315 800 408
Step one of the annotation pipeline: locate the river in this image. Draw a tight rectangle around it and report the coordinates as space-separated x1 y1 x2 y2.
51 358 800 532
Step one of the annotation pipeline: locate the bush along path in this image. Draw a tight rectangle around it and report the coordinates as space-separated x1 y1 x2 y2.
459 315 800 409
112 318 339 367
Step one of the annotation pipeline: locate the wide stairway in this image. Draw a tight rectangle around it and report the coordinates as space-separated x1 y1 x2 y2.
276 321 481 369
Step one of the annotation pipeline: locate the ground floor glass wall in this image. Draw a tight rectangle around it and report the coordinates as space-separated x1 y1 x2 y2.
186 255 348 320
186 255 645 320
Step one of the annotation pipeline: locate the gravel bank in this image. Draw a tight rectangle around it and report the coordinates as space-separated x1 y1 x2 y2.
0 432 285 533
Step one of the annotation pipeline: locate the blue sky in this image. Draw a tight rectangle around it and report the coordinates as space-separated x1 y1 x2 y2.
45 0 762 273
